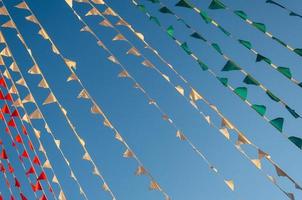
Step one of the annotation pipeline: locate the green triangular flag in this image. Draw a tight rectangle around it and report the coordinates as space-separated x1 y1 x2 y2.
209 0 226 9
252 22 267 33
175 0 192 8
288 136 302 149
197 59 208 71
167 25 174 37
218 25 231 36
234 87 248 100
243 75 259 85
277 67 292 79
180 42 192 55
211 43 223 55
266 90 280 102
234 10 248 20
256 54 272 64
294 48 302 56
272 36 287 47
252 104 266 116
217 77 228 86
222 60 241 71
159 6 174 14
270 117 284 132
149 16 161 26
200 11 212 24
190 32 206 42
239 39 252 49
285 105 300 118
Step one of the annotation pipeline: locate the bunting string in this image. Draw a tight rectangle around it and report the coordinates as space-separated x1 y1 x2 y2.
145 0 301 120
90 0 302 198
127 0 302 198
1 0 116 199
206 0 302 57
265 0 302 18
65 0 261 196
0 52 66 199
130 0 302 151
168 0 302 90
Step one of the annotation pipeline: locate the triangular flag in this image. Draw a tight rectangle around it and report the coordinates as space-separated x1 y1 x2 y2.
43 160 51 169
99 19 113 27
0 6 8 16
37 172 47 181
77 89 89 99
64 58 76 70
16 78 27 87
3 69 11 79
85 8 99 16
0 78 6 88
116 19 130 27
118 70 130 78
15 2 29 10
9 85 18 95
176 130 186 140
28 65 41 74
149 181 160 190
82 152 91 161
2 20 15 29
224 179 234 191
25 15 38 24
33 156 41 166
38 29 49 40
67 73 78 82
135 166 147 176
55 140 60 148
127 47 141 56
91 104 103 115
175 85 184 96
102 183 109 191
9 62 19 72
38 78 49 88
189 88 203 102
142 60 154 68
58 191 66 200
52 175 58 184
22 94 35 104
108 55 119 64
251 159 262 169
103 8 117 16
114 132 123 142
123 149 133 158
43 93 56 105
112 34 126 41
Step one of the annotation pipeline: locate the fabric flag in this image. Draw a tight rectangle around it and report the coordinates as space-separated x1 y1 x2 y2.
1 149 8 159
64 58 76 70
118 70 130 78
43 160 51 169
142 60 154 68
0 78 7 88
15 2 29 10
189 89 203 102
149 181 160 190
38 29 49 40
14 178 20 188
43 93 57 105
82 152 91 161
108 55 119 64
26 166 35 176
77 89 89 99
5 93 13 101
33 156 40 166
2 104 10 114
22 150 29 158
102 183 110 191
28 64 41 75
99 19 113 28
123 149 133 158
176 130 186 140
16 78 27 87
91 104 103 115
114 132 123 142
0 6 8 16
30 109 42 119
11 109 19 118
15 134 23 143
175 85 184 96
127 47 141 56
67 73 78 82
37 172 47 181
38 78 49 88
85 8 99 16
112 34 126 41
1 20 15 29
59 191 66 200
9 85 18 95
103 8 117 16
9 62 19 72
8 119 16 128
224 179 235 191
20 193 27 200
135 166 147 176
65 0 73 7
25 15 39 24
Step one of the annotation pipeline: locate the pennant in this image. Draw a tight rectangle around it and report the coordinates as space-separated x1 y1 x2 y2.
9 85 18 95
65 0 73 7
39 195 47 200
103 118 113 128
30 109 42 119
1 149 8 159
127 47 141 56
142 60 154 68
38 78 49 88
8 163 14 173
33 156 41 166
0 90 4 99
77 89 89 99
16 78 27 87
123 149 133 158
221 118 234 129
15 2 29 10
52 175 59 184
22 94 35 104
113 34 126 41
82 152 91 161
31 181 42 191
189 89 203 102
43 93 57 105
15 178 21 188
135 166 147 175
37 172 47 181
0 6 8 16
175 85 184 96
0 78 6 88
80 26 92 33
92 167 100 176
38 29 49 40
52 44 60 54
9 62 19 72
11 109 19 118
23 126 28 135
5 93 13 101
118 70 130 78
85 8 99 16
91 104 103 115
64 58 76 70
108 55 119 64
116 19 130 27
28 65 41 74
55 140 60 148
91 0 104 4
99 19 113 27
114 132 123 142
103 8 117 16
2 20 15 29
15 134 23 143
251 159 262 169
219 128 230 139
3 69 11 79
176 130 186 140
149 181 160 190
59 191 66 200
25 15 39 24
8 119 16 128
2 104 10 114
67 73 78 82
22 114 30 123
224 179 234 191
43 160 51 169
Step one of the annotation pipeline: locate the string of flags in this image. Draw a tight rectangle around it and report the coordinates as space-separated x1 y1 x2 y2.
0 0 300 199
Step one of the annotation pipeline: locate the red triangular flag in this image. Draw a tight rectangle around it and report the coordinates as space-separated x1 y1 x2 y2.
15 134 23 143
0 163 5 172
8 163 14 173
2 104 10 114
28 141 34 151
5 93 12 101
33 156 40 165
26 166 35 176
10 195 15 200
1 149 8 159
22 126 27 135
14 177 20 188
20 193 27 200
11 141 16 147
11 109 19 117
0 194 2 200
21 150 29 158
0 90 4 100
31 181 42 192
37 171 47 181
39 194 47 200
0 78 7 88
8 119 16 128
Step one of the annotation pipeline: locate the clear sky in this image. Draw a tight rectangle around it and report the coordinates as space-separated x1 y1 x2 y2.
0 0 302 199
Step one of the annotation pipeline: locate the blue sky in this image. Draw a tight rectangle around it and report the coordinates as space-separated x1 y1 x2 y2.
0 0 302 199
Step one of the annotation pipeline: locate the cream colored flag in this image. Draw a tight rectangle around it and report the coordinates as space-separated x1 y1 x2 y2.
108 55 119 64
175 85 184 96
103 118 113 128
112 34 126 41
114 132 123 142
59 191 66 200
116 19 130 27
149 181 160 190
91 104 103 115
55 140 61 148
9 85 18 95
99 19 113 28
80 26 91 33
2 20 15 29
93 167 100 176
43 160 52 169
38 78 49 89
102 183 109 191
64 58 76 70
22 93 35 104
43 93 57 105
142 60 153 68
189 88 203 102
82 152 91 161
91 0 104 4
52 175 59 184
28 64 41 74
30 109 42 119
135 166 147 176
25 15 38 24
45 123 51 134
251 159 262 169
52 44 60 54
39 144 46 153
123 149 133 158
135 32 145 41
127 47 141 56
219 128 230 140
118 70 129 78
224 179 234 191
162 74 170 82
78 137 85 147
236 134 251 146
13 98 23 108
0 47 11 57
0 55 4 65
77 89 89 99
97 40 105 49
65 0 73 8
258 149 269 160
67 73 78 82
0 7 8 16
22 114 30 123
176 130 186 141
16 78 27 87
221 118 234 130
34 128 41 139
9 62 19 72
70 171 76 180
15 2 29 10
85 8 99 16
103 8 117 16
205 116 211 124
3 69 11 79
38 29 49 40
